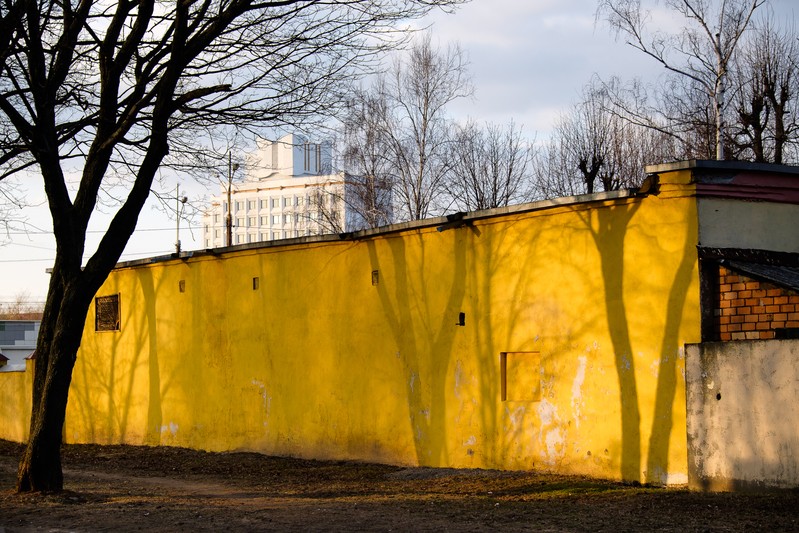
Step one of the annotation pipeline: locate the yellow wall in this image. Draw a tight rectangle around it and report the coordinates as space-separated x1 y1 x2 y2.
1 170 702 484
0 361 33 443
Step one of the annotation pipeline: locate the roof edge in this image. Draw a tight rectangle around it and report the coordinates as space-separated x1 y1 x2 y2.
646 159 799 176
115 189 640 270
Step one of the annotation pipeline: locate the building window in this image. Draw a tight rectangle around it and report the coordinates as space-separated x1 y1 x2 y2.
247 234 255 243
214 229 220 238
283 197 290 207
295 196 302 207
271 198 279 208
95 294 120 332
272 214 280 225
236 235 243 244
283 214 291 224
235 201 244 211
248 200 256 210
248 217 256 227
260 199 268 209
236 217 244 228
260 232 268 240
272 231 279 239
214 213 220 223
260 216 268 225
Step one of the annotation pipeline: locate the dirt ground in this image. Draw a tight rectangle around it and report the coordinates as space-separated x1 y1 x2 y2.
1 440 798 532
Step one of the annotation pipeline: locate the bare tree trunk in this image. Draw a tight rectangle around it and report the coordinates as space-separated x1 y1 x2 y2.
715 32 726 161
16 271 91 492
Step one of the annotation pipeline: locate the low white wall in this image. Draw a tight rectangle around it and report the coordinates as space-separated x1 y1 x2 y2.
686 339 799 490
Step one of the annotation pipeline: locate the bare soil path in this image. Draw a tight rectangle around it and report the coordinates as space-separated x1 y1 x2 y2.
1 440 798 532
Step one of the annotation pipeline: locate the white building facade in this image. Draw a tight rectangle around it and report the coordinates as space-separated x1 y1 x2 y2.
202 134 349 248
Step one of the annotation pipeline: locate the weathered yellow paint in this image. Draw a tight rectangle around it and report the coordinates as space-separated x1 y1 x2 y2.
0 360 33 443
1 167 702 484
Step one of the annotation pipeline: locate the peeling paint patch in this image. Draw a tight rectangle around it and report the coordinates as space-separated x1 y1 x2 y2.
650 358 662 377
621 354 632 371
252 379 270 409
536 399 565 466
506 405 527 428
666 473 688 485
160 422 178 436
463 435 476 446
252 379 272 427
454 360 464 399
571 356 587 428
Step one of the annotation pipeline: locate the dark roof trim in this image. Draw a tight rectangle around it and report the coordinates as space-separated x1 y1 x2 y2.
698 247 799 291
723 261 799 292
698 247 799 267
647 160 799 203
646 159 799 176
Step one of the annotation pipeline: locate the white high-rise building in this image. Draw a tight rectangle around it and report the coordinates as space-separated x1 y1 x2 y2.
202 134 350 248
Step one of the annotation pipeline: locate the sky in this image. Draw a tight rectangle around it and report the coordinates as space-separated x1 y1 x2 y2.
0 0 796 304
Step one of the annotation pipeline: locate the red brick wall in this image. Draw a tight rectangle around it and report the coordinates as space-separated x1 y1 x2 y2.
715 266 799 341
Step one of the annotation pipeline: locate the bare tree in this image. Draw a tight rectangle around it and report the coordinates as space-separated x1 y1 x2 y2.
337 89 395 229
731 18 799 163
535 80 675 199
448 120 534 211
0 291 44 320
598 0 766 159
343 33 471 221
0 0 465 493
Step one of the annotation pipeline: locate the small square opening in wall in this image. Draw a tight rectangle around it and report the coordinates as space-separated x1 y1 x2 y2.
500 351 541 402
95 294 120 332
178 280 186 293
371 270 379 286
252 277 260 290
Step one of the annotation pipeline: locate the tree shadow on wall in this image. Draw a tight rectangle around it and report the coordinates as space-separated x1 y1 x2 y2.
584 202 643 482
366 229 467 466
579 199 696 483
71 269 156 444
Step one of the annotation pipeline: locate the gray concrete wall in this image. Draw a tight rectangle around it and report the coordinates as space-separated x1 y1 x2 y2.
686 340 799 490
697 198 799 252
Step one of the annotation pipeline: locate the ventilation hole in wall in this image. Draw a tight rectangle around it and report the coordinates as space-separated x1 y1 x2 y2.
716 392 722 401
371 270 379 286
457 312 466 326
252 277 260 290
178 280 186 293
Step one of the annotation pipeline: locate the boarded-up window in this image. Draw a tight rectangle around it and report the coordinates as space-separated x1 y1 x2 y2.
500 351 541 402
95 294 120 332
